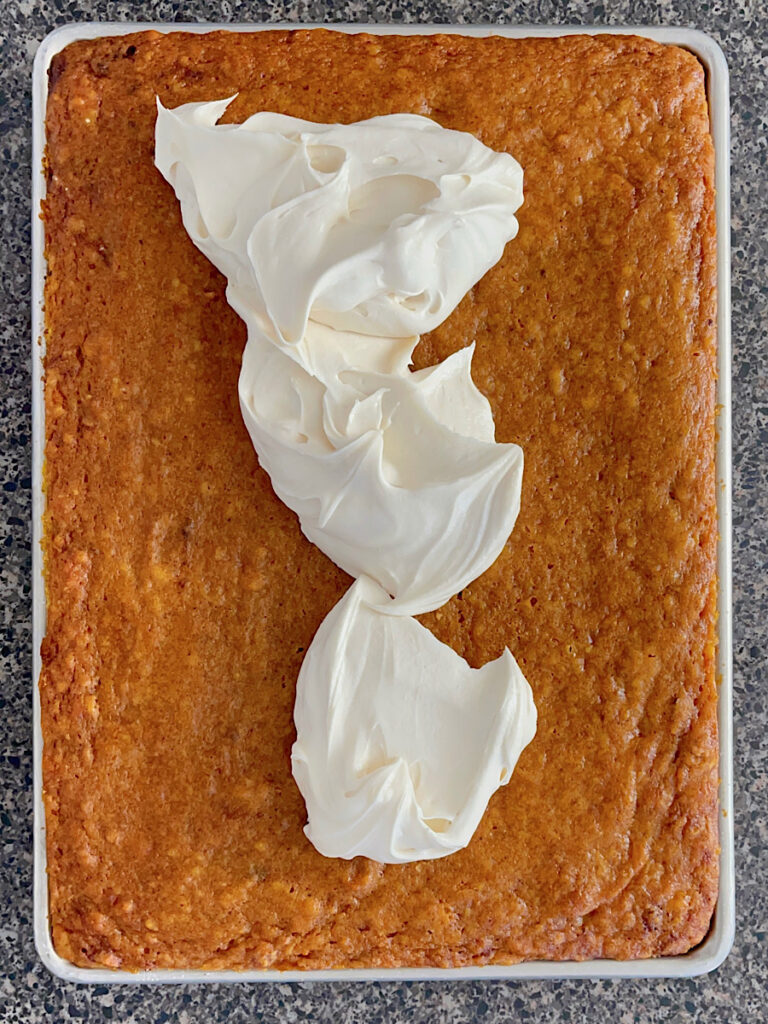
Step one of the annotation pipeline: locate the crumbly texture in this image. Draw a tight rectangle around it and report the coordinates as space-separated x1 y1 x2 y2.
41 29 718 971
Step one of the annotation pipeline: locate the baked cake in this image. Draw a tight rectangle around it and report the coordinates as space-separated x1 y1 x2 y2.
40 29 719 970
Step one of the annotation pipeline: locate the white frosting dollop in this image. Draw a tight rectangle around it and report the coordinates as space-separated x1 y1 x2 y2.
155 98 536 864
292 576 536 862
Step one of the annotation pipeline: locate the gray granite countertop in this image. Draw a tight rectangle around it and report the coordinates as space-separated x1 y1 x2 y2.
2 1 766 1020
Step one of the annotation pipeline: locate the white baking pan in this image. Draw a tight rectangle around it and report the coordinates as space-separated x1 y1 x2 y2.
31 21 734 983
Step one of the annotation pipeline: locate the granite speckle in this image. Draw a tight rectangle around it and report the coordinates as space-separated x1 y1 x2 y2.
2 0 766 1020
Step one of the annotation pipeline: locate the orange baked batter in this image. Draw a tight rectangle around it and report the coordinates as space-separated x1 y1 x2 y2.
41 30 718 970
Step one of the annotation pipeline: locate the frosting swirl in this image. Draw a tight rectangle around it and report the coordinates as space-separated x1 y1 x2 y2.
292 576 536 861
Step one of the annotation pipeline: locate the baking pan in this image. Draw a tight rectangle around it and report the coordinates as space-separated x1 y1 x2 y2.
31 21 734 983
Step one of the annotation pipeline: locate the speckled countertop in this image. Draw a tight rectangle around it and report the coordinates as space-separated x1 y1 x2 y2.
2 1 766 1020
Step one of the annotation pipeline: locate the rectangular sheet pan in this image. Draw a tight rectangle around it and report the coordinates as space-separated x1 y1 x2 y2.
31 21 734 983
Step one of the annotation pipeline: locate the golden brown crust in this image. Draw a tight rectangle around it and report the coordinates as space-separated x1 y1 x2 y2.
41 29 718 971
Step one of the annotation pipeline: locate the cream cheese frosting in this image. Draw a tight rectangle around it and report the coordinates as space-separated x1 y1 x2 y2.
292 576 536 862
155 97 536 863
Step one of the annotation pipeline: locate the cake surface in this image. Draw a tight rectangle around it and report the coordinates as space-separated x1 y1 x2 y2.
41 29 718 971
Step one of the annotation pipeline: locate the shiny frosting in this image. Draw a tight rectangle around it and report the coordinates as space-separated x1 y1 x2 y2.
155 98 537 863
292 576 536 861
